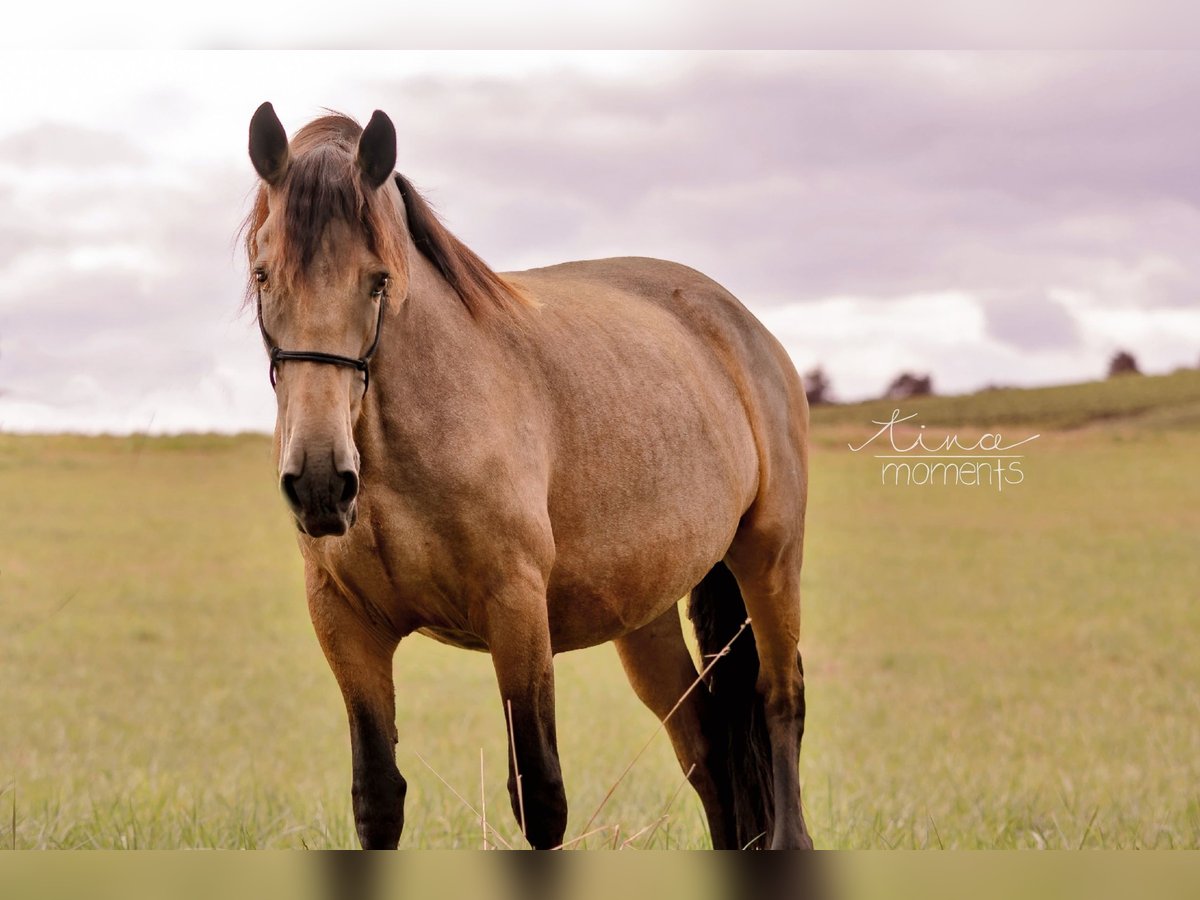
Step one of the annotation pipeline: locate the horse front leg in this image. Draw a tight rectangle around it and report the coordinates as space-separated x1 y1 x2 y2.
477 569 567 850
308 573 405 849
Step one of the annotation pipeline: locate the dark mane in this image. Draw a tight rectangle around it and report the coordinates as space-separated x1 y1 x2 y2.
242 113 528 318
392 172 530 318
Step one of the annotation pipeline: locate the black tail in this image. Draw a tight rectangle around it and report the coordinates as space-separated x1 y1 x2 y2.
688 561 774 849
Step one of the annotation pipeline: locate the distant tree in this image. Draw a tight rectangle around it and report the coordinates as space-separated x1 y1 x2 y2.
1107 350 1141 378
803 366 833 405
884 372 934 400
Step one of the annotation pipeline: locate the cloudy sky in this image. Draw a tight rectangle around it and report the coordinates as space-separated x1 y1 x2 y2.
0 50 1197 432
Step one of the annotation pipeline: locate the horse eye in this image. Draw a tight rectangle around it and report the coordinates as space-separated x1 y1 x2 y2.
253 268 268 284
371 273 389 297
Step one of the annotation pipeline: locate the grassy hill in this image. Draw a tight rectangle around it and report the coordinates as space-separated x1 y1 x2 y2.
810 369 1200 431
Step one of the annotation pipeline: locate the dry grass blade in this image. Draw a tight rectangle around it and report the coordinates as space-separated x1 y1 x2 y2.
1078 806 1100 850
619 816 666 849
413 750 512 850
555 824 618 850
506 699 528 848
929 814 944 850
742 831 769 850
634 762 696 849
480 749 489 851
575 617 752 841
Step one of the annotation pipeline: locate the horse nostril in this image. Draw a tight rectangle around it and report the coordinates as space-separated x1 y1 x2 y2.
281 472 302 511
339 469 359 506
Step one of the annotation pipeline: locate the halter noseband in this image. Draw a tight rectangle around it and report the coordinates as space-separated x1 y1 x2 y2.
256 280 388 392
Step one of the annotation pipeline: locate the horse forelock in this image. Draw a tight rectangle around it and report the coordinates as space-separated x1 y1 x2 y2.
242 113 408 301
241 112 532 320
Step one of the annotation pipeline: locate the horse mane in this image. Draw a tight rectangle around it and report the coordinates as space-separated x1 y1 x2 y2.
242 113 529 319
390 172 531 318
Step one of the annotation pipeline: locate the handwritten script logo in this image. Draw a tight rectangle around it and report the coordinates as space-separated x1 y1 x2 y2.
848 409 1039 491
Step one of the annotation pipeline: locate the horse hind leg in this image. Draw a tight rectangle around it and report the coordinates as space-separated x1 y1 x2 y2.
725 532 813 850
613 607 738 849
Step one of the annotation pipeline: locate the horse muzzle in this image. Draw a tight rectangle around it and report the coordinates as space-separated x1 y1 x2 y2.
280 463 360 538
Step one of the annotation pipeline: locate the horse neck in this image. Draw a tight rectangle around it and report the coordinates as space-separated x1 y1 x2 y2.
399 235 473 337
356 237 507 454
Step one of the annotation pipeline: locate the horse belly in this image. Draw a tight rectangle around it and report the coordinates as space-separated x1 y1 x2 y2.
544 479 748 652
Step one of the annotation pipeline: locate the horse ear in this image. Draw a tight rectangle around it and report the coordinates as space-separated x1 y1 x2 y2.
249 101 289 186
357 110 397 190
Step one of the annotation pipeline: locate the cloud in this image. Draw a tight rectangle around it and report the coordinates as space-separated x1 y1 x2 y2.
3 52 1200 430
982 291 1081 351
382 55 1200 389
0 122 147 169
370 55 1200 309
0 132 269 432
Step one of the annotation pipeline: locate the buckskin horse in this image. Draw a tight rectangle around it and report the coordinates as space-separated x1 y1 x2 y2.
242 102 812 850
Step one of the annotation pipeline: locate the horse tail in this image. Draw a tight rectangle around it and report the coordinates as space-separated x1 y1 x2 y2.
687 560 774 849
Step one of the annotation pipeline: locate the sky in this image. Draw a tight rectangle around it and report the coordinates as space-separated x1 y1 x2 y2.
0 50 1198 432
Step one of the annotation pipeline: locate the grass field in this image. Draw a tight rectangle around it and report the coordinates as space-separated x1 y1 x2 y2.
2 371 1199 849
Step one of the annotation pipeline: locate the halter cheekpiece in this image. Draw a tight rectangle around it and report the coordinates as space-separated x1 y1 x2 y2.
257 279 388 392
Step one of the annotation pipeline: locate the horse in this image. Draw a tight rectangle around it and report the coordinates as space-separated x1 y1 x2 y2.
242 102 813 850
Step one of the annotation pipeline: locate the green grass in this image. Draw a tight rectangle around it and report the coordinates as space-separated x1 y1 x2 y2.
1 374 1199 848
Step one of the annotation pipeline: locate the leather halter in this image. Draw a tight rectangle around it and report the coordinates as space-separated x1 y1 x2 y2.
256 281 387 392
